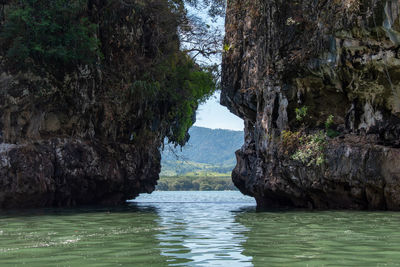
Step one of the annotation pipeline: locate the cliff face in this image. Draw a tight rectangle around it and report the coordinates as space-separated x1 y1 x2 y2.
0 0 206 208
222 0 400 209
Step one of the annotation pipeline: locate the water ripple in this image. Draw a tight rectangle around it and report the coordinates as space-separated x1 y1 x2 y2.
1 192 400 266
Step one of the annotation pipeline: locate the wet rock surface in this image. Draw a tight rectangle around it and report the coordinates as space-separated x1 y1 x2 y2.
0 139 159 208
222 0 400 209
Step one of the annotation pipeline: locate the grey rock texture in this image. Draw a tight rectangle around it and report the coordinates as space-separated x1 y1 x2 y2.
0 0 185 208
0 139 160 208
222 0 400 209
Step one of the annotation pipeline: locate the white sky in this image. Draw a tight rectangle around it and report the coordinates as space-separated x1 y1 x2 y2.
194 91 244 131
189 5 244 131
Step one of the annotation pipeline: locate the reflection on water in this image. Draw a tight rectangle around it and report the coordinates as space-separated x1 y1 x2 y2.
0 191 256 266
1 191 400 266
134 191 255 266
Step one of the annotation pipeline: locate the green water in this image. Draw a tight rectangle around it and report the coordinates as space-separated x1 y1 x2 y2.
0 191 400 266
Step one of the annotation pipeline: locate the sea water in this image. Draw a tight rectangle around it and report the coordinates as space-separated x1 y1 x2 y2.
0 191 400 266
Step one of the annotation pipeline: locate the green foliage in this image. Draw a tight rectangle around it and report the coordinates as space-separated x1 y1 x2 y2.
281 129 327 166
0 0 101 72
156 53 216 146
161 160 234 176
325 115 340 138
280 130 302 155
282 113 342 165
0 0 216 149
130 54 215 147
156 175 236 191
161 127 243 177
162 126 243 168
295 106 308 121
291 131 326 166
223 44 232 52
130 80 161 99
325 115 334 129
326 128 340 138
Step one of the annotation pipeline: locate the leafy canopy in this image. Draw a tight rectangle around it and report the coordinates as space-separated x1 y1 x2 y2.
157 52 216 145
0 0 101 72
0 0 218 147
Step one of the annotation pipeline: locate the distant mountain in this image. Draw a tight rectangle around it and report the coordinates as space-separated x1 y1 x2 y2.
161 126 244 176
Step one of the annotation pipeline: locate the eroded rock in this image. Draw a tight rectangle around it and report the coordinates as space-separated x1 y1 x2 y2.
0 0 192 208
222 0 400 209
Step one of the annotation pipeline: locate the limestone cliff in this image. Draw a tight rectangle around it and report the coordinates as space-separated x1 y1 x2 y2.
0 0 212 208
222 0 400 209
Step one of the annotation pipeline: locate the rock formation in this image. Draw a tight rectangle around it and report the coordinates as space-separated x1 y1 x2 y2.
222 0 400 209
0 0 212 208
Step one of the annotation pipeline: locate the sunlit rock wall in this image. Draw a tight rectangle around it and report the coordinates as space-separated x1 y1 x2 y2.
222 0 400 209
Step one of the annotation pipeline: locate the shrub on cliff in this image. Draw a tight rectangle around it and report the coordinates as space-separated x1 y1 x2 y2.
0 0 101 73
159 53 215 145
130 52 215 146
0 0 216 148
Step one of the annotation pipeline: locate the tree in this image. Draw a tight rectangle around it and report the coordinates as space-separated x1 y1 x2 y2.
171 0 225 63
181 0 225 18
0 0 101 74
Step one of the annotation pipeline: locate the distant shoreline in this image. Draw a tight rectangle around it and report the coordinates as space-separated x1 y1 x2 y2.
156 175 237 191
